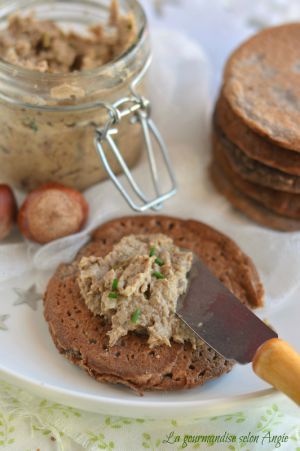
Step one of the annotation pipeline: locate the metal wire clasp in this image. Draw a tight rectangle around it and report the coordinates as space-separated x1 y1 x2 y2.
94 93 177 212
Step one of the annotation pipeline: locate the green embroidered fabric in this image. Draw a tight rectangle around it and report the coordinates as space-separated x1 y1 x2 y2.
0 380 299 451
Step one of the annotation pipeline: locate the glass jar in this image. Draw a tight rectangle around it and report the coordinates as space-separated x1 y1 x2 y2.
0 0 150 191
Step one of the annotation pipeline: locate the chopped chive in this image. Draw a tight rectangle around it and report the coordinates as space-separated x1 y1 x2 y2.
131 308 141 323
108 292 118 299
23 118 38 132
152 271 165 280
149 246 156 257
155 257 164 266
112 278 119 291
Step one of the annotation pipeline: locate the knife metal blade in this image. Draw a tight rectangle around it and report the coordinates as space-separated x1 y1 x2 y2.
176 255 277 364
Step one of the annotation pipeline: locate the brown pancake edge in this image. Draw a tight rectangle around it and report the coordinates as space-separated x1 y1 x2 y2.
44 215 264 393
210 163 300 232
223 23 300 152
215 94 300 176
212 133 300 219
213 119 300 194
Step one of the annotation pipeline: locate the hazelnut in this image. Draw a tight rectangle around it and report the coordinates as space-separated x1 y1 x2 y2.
0 184 17 240
18 183 89 244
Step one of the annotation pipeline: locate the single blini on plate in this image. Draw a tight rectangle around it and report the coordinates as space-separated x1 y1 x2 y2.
43 216 264 394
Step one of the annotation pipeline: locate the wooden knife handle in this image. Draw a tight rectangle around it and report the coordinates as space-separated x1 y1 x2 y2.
253 338 300 405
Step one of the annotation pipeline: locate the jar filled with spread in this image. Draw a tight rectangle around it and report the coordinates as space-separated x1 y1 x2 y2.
0 0 150 191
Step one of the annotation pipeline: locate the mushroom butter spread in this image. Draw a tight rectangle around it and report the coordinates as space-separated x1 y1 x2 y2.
0 0 135 73
78 234 202 348
0 0 141 191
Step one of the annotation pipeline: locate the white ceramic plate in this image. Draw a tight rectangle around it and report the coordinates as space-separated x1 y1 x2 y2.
0 258 298 419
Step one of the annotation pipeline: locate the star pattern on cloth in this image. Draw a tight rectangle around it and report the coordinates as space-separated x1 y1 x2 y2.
0 314 9 331
13 284 42 311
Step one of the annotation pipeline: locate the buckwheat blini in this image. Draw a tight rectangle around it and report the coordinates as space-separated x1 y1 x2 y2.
211 24 300 230
44 216 264 393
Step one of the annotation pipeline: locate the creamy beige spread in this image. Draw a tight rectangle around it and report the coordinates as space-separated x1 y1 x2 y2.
78 234 202 348
0 0 142 191
0 0 135 73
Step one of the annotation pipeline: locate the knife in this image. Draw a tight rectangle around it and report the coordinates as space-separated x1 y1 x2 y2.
176 255 300 405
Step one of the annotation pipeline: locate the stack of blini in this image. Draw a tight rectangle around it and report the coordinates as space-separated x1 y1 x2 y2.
211 24 300 231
